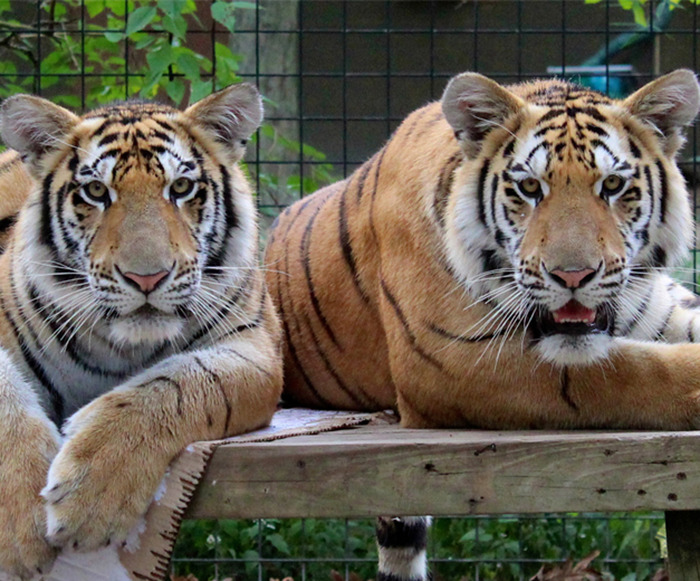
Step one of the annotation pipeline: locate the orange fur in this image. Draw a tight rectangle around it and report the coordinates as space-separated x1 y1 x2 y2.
265 70 700 430
0 87 282 578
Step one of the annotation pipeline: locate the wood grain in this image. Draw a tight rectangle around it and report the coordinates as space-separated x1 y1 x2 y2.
185 425 700 519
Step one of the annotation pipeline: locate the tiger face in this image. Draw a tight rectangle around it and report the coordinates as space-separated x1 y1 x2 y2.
442 71 698 365
2 86 262 346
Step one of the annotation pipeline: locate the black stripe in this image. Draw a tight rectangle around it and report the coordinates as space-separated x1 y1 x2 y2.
640 165 655 248
585 123 608 137
402 108 428 142
376 518 428 549
277 265 333 408
40 173 55 251
302 313 372 408
142 375 183 415
650 245 667 268
97 133 120 147
368 146 388 243
476 159 491 228
525 141 547 163
481 249 503 273
355 156 373 202
223 345 274 378
655 160 668 224
620 281 653 336
0 292 64 423
427 322 505 343
490 174 506 247
376 574 424 581
560 367 578 411
566 105 607 122
380 278 443 371
538 109 565 123
183 271 255 349
434 152 461 228
655 306 675 341
194 356 231 435
25 283 128 379
204 164 237 270
0 214 18 234
627 136 642 158
339 179 370 304
301 193 342 349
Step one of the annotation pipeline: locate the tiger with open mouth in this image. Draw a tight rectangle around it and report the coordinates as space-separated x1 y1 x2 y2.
266 69 700 580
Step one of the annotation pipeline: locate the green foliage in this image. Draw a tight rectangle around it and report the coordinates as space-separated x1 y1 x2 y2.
584 0 699 28
0 0 336 198
172 515 665 581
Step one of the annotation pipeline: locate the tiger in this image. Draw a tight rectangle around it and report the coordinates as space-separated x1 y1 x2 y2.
0 85 283 579
264 69 700 580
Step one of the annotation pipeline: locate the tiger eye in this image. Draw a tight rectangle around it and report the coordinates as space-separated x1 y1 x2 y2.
601 174 625 197
84 180 109 203
171 177 194 199
518 177 542 198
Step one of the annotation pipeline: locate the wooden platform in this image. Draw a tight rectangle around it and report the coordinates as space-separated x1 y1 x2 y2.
186 423 700 579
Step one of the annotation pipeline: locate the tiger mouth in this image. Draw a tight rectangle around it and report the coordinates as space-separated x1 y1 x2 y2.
535 300 611 336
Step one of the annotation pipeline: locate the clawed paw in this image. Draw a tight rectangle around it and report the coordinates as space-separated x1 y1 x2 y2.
41 431 168 552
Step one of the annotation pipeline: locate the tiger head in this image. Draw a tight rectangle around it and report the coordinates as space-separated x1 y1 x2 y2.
441 70 700 366
0 85 262 346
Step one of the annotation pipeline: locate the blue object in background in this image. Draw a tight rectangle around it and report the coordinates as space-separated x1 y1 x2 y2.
546 65 637 99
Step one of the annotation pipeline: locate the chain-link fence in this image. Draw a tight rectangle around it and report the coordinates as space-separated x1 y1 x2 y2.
1 1 698 579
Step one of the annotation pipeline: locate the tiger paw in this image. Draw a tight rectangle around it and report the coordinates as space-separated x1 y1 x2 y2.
41 401 172 551
0 483 57 580
0 418 60 579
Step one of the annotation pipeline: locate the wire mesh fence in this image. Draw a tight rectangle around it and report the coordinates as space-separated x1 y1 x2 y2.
0 0 698 579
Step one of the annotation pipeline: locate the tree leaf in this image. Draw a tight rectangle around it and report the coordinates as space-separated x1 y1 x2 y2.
211 1 237 34
125 5 157 36
190 78 212 104
86 1 106 18
146 43 174 74
162 13 187 39
165 78 186 105
632 3 648 27
104 31 124 43
175 49 202 79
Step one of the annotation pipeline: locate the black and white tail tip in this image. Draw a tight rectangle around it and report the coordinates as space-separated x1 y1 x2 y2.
376 516 432 581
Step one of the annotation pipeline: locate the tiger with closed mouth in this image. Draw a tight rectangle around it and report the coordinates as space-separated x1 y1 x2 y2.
0 85 282 579
265 69 700 580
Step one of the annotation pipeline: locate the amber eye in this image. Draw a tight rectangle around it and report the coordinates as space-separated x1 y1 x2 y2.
517 177 543 199
82 180 110 205
170 177 195 200
601 174 625 197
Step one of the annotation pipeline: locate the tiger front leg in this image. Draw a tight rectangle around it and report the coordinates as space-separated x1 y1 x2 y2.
392 335 700 430
0 351 61 580
41 336 282 552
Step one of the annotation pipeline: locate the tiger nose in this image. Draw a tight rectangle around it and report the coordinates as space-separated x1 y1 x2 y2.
548 267 597 289
121 269 169 293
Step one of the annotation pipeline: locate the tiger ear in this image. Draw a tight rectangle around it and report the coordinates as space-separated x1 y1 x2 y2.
442 72 524 157
0 95 79 174
183 83 263 154
623 69 700 156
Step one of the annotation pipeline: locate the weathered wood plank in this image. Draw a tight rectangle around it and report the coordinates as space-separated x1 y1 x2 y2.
666 511 700 581
185 426 700 520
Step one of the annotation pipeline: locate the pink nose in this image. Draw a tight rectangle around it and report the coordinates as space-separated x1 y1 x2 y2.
549 267 596 289
122 270 169 293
